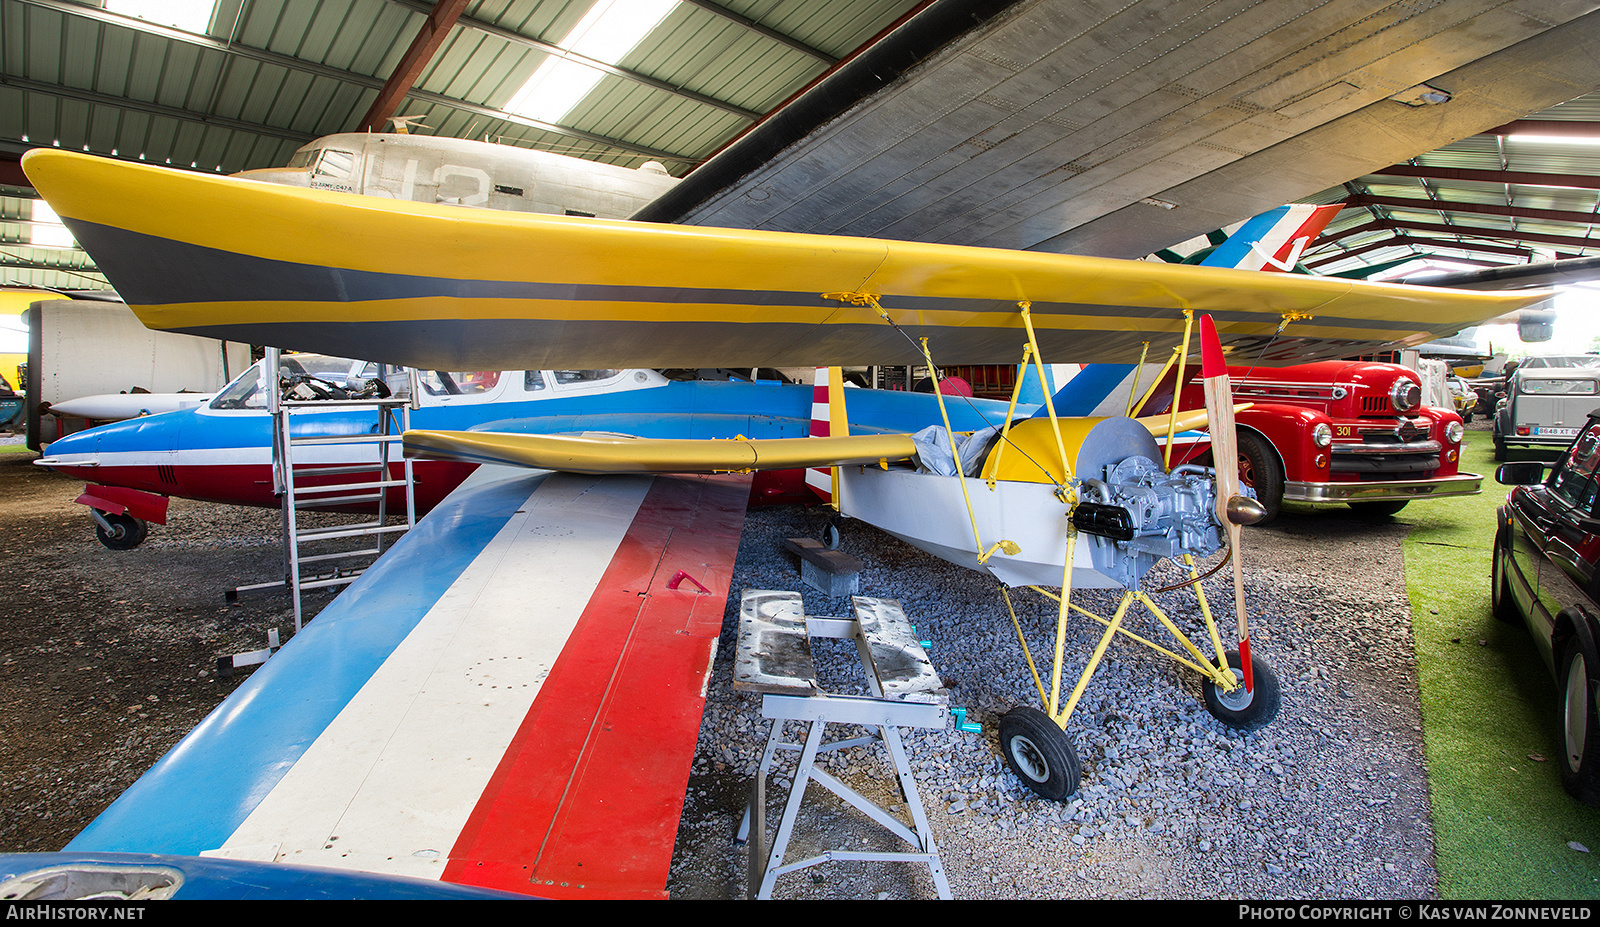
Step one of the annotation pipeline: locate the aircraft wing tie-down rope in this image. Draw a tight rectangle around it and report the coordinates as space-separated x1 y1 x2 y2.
825 292 1295 800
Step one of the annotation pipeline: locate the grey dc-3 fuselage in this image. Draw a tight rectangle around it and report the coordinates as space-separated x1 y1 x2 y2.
235 132 679 220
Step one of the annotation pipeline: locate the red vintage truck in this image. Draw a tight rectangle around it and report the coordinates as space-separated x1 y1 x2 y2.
1169 359 1474 523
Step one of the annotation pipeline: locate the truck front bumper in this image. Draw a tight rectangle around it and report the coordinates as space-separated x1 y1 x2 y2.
1283 472 1482 504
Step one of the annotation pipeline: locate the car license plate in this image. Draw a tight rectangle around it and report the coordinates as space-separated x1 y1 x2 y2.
1536 426 1579 437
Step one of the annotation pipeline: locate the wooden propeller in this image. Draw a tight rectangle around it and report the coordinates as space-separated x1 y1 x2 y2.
1198 314 1264 691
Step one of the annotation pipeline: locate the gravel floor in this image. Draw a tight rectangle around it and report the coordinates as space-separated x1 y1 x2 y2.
667 502 1433 900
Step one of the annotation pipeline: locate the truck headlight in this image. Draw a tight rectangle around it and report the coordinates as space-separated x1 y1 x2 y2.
1445 421 1464 444
1391 379 1421 412
1312 423 1333 447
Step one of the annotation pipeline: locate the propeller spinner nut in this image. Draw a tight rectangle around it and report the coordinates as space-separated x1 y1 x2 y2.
1226 494 1268 526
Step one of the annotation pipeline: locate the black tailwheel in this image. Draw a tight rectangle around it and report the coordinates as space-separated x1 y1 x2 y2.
998 706 1080 801
1559 628 1600 805
93 512 148 550
1202 649 1280 731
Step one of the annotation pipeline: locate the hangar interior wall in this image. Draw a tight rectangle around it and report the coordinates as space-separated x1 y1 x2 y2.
26 299 252 448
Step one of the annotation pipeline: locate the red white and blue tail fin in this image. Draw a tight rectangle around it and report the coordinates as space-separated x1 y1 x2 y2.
806 367 845 504
1199 203 1341 272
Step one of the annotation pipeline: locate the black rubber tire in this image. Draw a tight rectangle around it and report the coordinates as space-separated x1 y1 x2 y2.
1349 500 1408 518
998 707 1080 801
1558 630 1600 806
1491 524 1522 625
1234 431 1282 526
821 520 842 551
1493 439 1507 462
1202 649 1281 731
93 512 148 551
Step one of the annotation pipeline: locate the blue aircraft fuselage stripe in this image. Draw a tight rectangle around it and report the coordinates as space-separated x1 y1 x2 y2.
67 468 541 855
47 378 1017 462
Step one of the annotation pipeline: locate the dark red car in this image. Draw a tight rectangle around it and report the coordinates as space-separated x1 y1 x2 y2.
1493 410 1600 804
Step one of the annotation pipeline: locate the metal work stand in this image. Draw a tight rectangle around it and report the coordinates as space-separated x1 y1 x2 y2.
733 590 953 900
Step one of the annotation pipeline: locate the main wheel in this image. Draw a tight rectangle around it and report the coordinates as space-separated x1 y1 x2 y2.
1559 632 1600 805
998 707 1080 801
1235 432 1282 525
93 512 148 551
1349 500 1408 518
1202 649 1281 731
1491 524 1521 625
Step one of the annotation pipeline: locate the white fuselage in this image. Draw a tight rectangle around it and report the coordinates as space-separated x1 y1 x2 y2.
233 133 678 220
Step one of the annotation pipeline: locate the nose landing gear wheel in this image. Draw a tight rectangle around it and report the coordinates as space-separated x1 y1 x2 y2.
1202 649 1281 730
998 706 1080 801
93 512 148 551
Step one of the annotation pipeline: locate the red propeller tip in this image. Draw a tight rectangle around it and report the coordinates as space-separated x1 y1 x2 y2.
1200 314 1226 378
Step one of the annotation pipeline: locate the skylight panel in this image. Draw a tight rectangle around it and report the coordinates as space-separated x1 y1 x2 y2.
104 0 217 34
30 200 73 248
506 0 679 124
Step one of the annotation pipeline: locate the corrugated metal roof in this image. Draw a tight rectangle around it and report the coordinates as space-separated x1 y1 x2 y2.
0 0 923 289
1304 90 1600 278
6 0 1600 292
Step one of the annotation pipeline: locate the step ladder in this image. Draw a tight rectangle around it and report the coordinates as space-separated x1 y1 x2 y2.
225 349 419 637
734 590 954 900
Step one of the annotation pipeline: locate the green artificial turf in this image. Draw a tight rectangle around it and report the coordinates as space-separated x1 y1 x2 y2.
0 442 33 454
1401 430 1600 898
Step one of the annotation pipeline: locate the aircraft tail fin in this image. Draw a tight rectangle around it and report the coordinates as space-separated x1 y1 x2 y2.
1199 203 1342 272
806 367 846 503
1047 203 1343 421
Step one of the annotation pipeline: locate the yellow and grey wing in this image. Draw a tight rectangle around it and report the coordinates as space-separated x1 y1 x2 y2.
22 148 1551 371
404 430 918 474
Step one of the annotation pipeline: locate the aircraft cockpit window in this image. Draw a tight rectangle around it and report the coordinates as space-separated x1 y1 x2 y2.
553 370 622 386
313 149 357 179
523 371 547 391
277 355 392 402
209 365 267 410
418 371 502 396
287 149 317 169
210 354 395 409
358 363 412 400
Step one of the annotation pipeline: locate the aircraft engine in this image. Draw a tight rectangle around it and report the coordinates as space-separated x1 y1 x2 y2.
1071 454 1228 591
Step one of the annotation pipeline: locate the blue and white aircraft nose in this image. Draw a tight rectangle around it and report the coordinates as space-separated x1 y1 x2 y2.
36 410 186 470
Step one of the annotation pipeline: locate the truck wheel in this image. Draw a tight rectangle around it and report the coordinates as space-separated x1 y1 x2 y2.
1235 432 1282 525
1349 500 1408 518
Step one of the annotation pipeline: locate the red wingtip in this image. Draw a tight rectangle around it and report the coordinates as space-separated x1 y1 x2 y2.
1200 314 1225 378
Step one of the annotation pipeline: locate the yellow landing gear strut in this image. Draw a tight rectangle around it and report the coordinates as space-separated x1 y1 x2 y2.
981 307 1281 801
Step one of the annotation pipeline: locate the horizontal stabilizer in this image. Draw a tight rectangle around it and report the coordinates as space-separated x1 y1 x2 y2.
405 429 917 474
